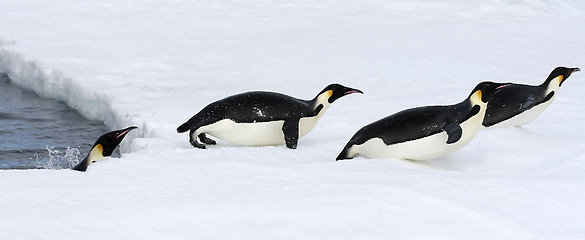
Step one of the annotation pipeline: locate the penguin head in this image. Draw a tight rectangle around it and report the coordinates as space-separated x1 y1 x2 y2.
318 84 363 103
92 126 138 157
546 66 580 87
469 81 511 104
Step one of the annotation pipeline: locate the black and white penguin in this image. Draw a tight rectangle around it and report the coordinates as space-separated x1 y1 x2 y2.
72 126 137 172
177 84 363 149
336 82 509 161
483 66 580 128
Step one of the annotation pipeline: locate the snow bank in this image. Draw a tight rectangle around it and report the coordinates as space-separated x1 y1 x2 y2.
0 47 120 131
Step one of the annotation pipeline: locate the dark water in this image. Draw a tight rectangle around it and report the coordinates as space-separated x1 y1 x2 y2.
0 73 108 169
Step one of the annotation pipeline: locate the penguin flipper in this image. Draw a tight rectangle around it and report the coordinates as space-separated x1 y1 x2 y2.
282 118 300 149
519 96 536 111
443 122 462 144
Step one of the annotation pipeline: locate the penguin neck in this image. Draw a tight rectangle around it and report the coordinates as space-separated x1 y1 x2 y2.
309 91 333 117
87 144 106 163
465 90 488 113
541 75 562 95
456 91 488 130
72 144 105 171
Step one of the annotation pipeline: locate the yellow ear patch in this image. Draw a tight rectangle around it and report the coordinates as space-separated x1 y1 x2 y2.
476 90 483 102
468 89 484 104
326 90 333 98
89 144 105 163
557 75 564 86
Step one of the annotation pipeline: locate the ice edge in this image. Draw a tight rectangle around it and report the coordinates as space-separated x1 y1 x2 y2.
0 44 136 153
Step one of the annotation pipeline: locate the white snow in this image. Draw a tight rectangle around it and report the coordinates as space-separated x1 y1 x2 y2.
1 0 585 239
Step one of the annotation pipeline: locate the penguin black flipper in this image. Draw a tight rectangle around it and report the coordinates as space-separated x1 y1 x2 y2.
443 122 462 144
519 96 536 111
282 118 300 149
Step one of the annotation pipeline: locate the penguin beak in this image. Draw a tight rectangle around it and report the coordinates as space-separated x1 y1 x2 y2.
572 68 581 73
116 126 138 139
496 84 511 90
344 89 364 95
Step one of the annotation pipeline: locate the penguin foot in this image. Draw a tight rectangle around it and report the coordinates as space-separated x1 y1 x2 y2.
190 141 207 149
198 133 217 145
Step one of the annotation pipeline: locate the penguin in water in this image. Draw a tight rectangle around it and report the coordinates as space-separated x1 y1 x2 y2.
483 66 580 128
177 84 363 149
72 126 137 172
336 82 510 161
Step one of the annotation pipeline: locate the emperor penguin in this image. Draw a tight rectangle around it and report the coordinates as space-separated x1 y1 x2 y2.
336 82 510 161
177 84 363 149
72 126 137 172
483 66 580 128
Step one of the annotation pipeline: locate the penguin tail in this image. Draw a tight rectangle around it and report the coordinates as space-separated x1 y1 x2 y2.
177 122 192 133
72 158 89 172
335 145 353 161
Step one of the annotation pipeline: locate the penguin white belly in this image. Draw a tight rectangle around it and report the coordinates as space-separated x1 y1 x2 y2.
489 98 555 128
198 116 320 146
352 133 450 160
298 115 321 137
352 114 483 160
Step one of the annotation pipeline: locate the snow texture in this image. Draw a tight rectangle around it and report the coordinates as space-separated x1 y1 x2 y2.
1 0 585 239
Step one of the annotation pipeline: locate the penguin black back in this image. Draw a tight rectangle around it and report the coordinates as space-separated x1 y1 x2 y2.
72 126 137 172
177 92 314 134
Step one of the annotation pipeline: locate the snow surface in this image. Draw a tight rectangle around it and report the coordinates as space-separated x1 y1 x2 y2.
1 0 585 239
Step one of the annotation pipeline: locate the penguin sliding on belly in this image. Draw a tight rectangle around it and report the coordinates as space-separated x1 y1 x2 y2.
483 66 580 128
336 82 510 161
177 84 362 149
72 126 137 172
